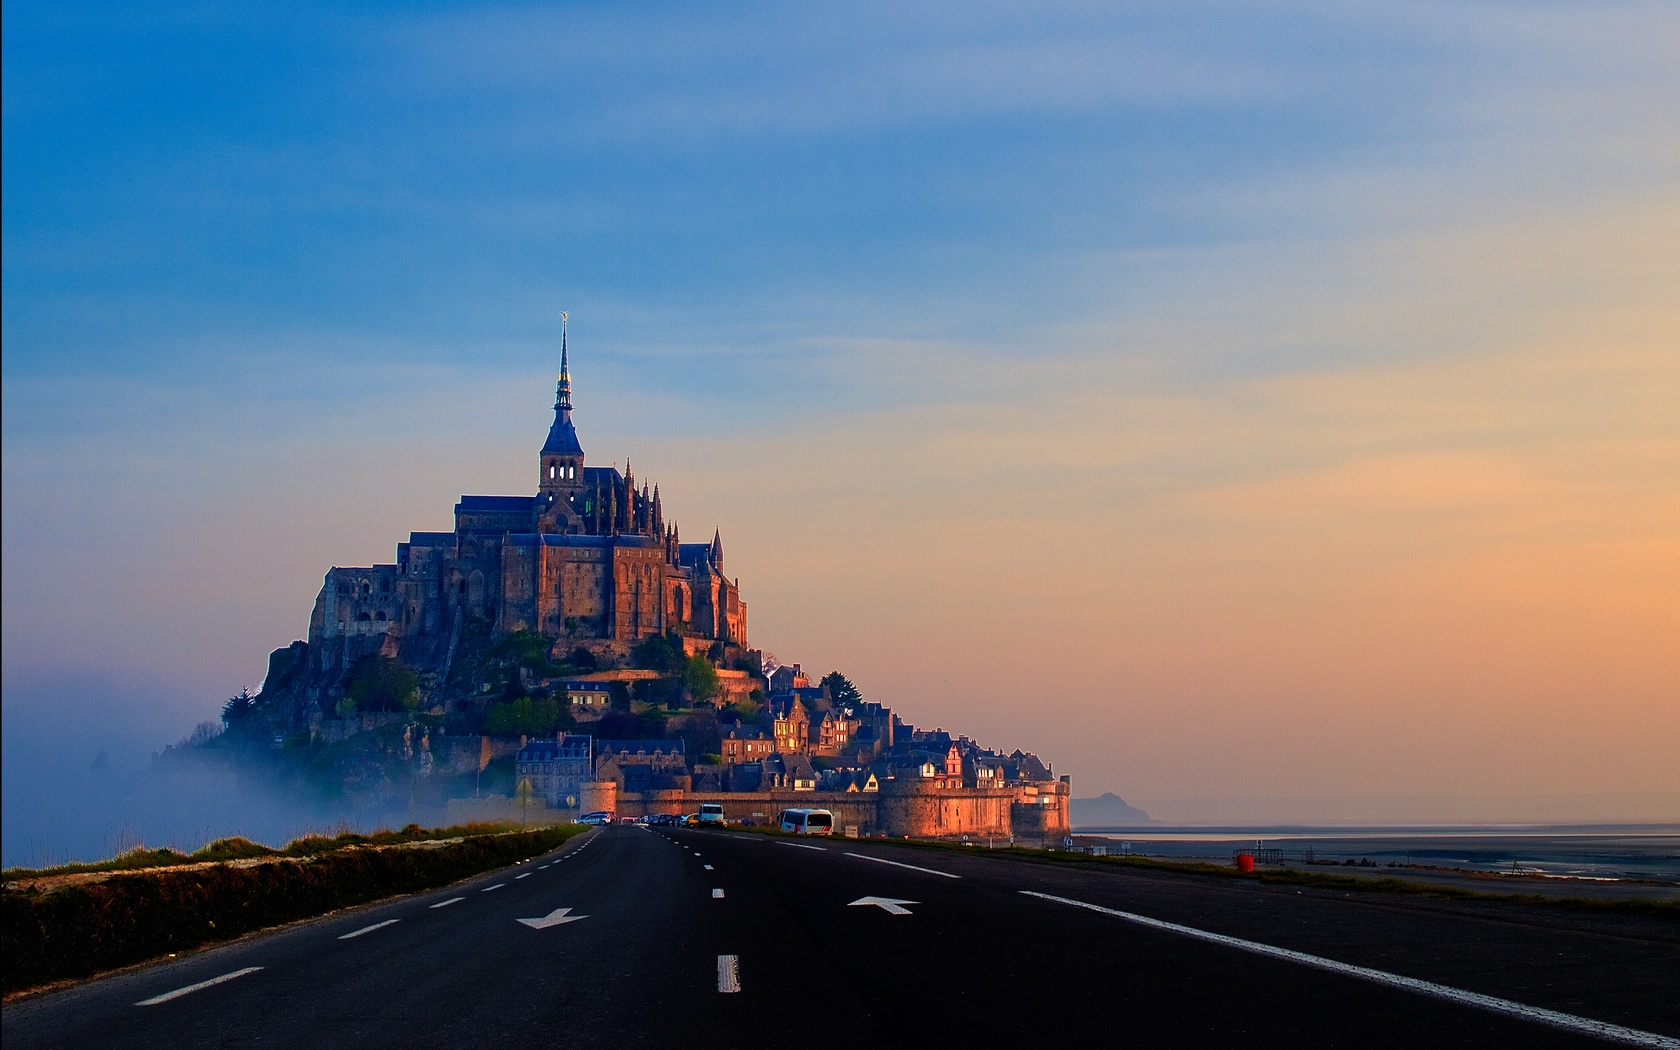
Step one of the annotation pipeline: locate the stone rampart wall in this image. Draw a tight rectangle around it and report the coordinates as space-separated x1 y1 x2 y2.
610 781 1060 841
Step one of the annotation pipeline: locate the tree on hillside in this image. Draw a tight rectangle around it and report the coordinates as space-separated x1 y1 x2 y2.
684 655 720 706
346 656 420 712
630 631 688 675
820 671 862 709
222 688 258 727
482 696 568 736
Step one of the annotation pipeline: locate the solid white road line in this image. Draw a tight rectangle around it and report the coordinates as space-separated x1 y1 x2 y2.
338 919 400 940
1021 891 1679 1050
717 954 741 993
779 841 827 851
845 852 959 879
482 883 506 892
713 888 725 898
430 897 465 909
136 967 263 1006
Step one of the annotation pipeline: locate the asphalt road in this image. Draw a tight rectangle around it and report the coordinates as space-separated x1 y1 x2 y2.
4 825 1676 1049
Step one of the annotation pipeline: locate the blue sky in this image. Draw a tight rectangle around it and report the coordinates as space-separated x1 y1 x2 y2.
4 2 1677 849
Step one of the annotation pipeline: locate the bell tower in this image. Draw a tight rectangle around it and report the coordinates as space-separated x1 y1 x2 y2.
536 314 588 534
539 313 585 497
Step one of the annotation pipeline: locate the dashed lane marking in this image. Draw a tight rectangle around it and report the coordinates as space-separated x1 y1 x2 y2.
482 883 506 892
430 897 465 909
338 919 400 940
516 873 532 879
713 888 725 898
717 954 741 993
704 864 714 870
779 841 827 851
136 967 263 1006
844 852 959 878
1020 891 1680 1050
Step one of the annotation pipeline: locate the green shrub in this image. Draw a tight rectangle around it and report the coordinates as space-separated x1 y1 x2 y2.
482 696 569 736
190 838 276 863
684 656 720 705
346 656 420 712
3 826 582 993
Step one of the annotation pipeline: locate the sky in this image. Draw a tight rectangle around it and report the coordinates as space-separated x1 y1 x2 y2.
4 0 1678 849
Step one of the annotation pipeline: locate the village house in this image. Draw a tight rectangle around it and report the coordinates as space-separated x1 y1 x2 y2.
721 728 774 765
514 734 593 808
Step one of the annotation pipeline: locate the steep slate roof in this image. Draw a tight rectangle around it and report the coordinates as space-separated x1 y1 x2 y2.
677 543 719 574
516 734 592 761
542 409 584 456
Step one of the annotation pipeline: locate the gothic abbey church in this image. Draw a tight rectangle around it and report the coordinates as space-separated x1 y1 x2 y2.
310 333 747 671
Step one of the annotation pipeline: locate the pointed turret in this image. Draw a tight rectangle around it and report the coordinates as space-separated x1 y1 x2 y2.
711 528 724 574
539 315 584 497
542 320 583 458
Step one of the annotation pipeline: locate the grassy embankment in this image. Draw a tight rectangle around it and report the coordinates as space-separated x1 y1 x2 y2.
717 824 1680 918
2 822 586 996
0 822 532 884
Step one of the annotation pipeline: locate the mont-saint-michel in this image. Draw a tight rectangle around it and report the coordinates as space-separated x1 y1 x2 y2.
222 330 1071 845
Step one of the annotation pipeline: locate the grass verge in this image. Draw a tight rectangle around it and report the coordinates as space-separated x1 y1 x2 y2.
2 824 583 996
1 821 535 884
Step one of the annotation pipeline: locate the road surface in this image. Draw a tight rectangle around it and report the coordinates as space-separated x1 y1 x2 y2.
5 825 1676 1048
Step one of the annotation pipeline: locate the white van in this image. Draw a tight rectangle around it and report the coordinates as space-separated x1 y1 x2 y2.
698 803 727 827
780 808 834 835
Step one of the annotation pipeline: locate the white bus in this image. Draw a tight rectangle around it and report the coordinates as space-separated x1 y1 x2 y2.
780 808 834 835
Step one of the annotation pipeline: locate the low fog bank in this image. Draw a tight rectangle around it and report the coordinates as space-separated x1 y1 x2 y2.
1 671 367 868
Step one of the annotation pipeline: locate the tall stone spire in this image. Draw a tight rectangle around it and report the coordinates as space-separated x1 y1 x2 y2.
556 312 573 411
541 313 584 460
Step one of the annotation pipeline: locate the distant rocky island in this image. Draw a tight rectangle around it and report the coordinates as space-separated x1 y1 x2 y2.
164 328 1074 845
1070 792 1154 826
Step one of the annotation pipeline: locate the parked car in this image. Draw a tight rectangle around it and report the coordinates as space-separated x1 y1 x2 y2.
697 803 727 827
779 808 834 835
578 811 613 826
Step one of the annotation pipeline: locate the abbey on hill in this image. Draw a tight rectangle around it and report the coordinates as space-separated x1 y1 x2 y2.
230 326 1069 846
305 328 746 691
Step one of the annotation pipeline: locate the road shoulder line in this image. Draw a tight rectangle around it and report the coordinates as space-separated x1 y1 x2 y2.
1020 890 1678 1049
135 967 263 1006
845 852 960 879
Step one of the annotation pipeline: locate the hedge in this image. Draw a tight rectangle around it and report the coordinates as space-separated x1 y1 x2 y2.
3 826 581 994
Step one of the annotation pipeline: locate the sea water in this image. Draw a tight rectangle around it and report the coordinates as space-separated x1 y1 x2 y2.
1075 824 1680 882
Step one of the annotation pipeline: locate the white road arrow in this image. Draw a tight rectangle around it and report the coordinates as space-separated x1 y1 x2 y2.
517 907 588 930
849 896 918 916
